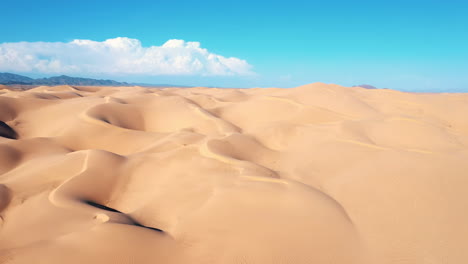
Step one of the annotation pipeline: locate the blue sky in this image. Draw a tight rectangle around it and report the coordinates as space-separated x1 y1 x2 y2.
1 0 467 91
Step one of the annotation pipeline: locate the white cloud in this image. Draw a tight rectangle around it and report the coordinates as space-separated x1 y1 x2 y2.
0 37 253 76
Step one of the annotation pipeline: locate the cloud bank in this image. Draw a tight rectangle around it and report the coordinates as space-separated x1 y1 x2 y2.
0 37 253 76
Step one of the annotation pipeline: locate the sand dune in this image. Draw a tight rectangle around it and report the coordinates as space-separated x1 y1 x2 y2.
0 83 467 263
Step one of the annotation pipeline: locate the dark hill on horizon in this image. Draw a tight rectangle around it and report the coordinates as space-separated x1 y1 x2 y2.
0 73 129 86
0 72 191 88
352 84 378 89
0 73 34 84
1 72 381 90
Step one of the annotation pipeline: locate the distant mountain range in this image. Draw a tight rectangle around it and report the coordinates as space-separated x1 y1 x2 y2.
0 72 130 86
1 72 381 90
0 72 193 88
352 84 378 89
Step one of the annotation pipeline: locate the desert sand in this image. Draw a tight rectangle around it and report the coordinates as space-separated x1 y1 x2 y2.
0 83 467 263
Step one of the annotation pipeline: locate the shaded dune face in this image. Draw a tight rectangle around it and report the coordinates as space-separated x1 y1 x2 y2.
86 103 145 131
0 122 17 140
0 84 467 264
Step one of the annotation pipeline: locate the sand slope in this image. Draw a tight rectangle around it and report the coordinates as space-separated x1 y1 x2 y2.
0 83 467 263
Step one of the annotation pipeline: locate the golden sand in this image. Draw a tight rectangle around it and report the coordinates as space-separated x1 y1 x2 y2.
0 83 467 263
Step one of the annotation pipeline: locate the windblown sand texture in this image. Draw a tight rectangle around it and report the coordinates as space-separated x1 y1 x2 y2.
0 83 467 263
